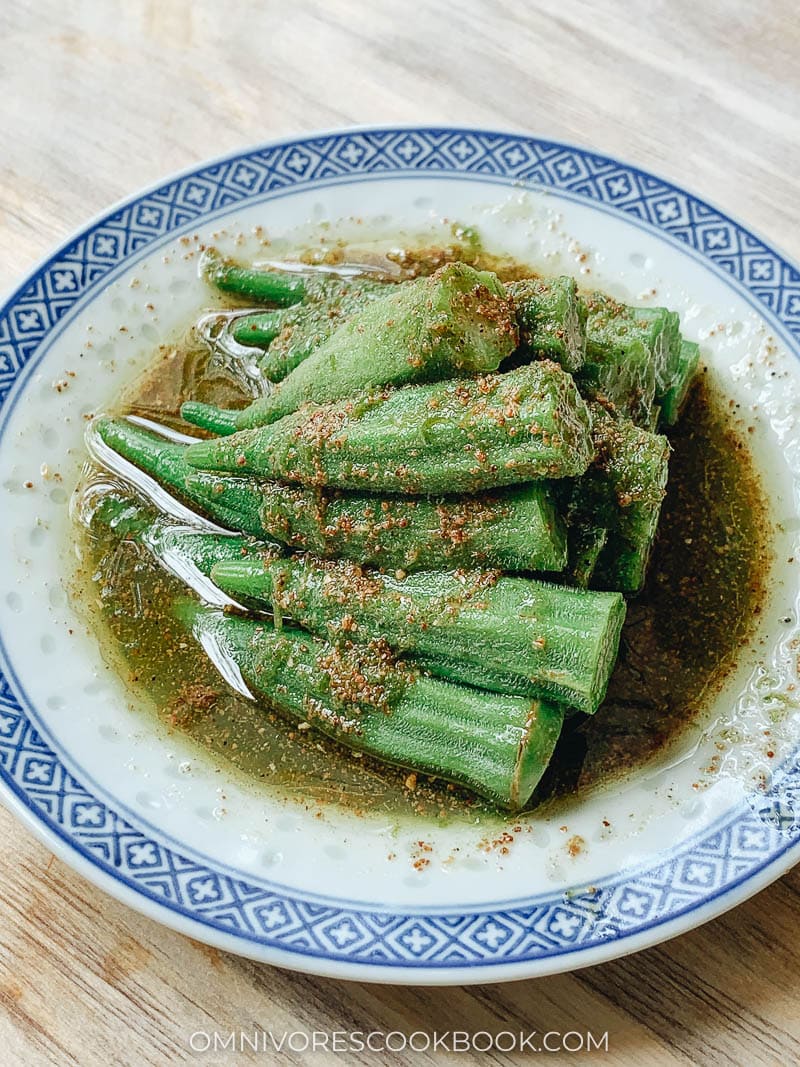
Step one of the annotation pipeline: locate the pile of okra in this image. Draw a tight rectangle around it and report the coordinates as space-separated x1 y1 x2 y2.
89 246 699 811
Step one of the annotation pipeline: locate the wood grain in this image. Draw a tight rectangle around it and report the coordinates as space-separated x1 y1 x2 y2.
1 1 799 1063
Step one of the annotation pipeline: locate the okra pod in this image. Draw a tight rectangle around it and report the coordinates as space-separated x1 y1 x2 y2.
579 292 682 425
233 275 392 383
93 417 569 572
211 556 625 712
660 339 700 426
506 276 587 373
184 361 594 494
90 492 618 710
88 493 605 708
91 417 239 527
182 262 518 434
568 404 670 593
181 604 565 810
185 477 567 573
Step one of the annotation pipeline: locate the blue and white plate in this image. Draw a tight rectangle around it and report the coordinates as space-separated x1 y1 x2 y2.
1 127 799 984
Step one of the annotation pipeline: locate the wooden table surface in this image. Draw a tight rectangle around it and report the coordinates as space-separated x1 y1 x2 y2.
2 2 799 1064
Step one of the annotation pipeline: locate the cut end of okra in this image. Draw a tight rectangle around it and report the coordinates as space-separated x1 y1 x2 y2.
507 276 588 374
567 522 609 589
660 339 700 426
581 292 685 427
570 403 670 594
594 531 653 594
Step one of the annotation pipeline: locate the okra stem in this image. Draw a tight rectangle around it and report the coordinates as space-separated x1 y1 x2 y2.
201 249 307 306
232 275 392 386
231 310 283 348
90 417 266 535
185 477 567 573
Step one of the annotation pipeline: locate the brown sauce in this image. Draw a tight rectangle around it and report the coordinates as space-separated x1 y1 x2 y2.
536 372 769 805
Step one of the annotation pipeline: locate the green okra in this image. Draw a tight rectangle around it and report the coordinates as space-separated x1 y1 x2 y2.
89 416 271 537
660 339 700 426
185 477 567 573
578 331 655 428
579 292 682 425
201 249 309 307
211 556 625 712
92 417 568 572
87 492 606 709
88 492 618 710
636 306 683 397
506 276 587 373
184 361 594 494
182 262 518 434
568 403 670 593
232 275 392 383
180 603 565 809
231 309 283 349
91 416 236 524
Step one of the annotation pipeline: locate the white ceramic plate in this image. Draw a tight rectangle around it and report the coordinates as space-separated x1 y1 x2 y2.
2 127 800 985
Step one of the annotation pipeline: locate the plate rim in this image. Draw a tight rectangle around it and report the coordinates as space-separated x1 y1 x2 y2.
1 124 799 984
3 770 799 986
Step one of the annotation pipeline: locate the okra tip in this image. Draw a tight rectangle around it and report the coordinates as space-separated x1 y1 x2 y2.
180 401 240 436
90 413 135 454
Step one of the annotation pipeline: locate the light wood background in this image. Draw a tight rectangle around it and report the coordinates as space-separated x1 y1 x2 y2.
2 2 799 1064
